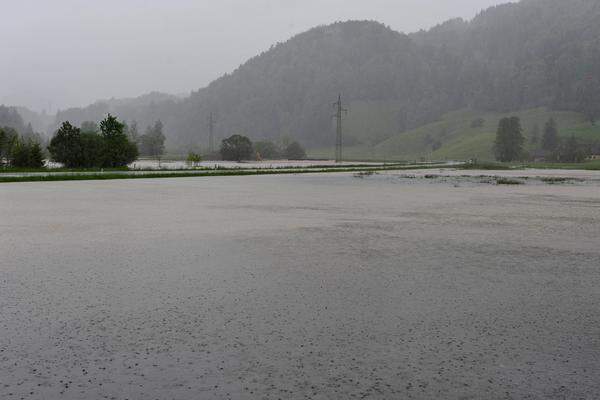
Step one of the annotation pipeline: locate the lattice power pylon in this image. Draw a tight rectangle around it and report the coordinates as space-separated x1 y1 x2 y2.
208 112 216 153
333 94 348 163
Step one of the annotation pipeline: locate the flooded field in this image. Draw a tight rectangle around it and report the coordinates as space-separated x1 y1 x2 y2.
2 160 392 180
130 159 383 170
1 172 599 399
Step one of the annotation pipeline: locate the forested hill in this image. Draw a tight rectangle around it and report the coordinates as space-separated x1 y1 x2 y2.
49 0 600 153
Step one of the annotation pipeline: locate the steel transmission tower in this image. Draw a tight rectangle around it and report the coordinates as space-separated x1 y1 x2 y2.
208 112 216 153
333 94 348 163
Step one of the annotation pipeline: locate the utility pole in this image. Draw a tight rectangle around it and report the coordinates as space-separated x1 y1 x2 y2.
208 112 216 154
333 94 348 163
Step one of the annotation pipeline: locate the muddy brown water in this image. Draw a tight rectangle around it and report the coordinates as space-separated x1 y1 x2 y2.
1 172 599 399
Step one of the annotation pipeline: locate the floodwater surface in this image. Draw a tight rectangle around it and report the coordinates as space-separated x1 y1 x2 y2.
1 172 599 399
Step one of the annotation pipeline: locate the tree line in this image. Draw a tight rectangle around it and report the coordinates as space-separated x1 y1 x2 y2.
0 105 47 168
0 127 44 168
1 114 166 169
48 115 138 168
495 117 591 163
220 135 306 162
47 115 170 168
2 110 307 169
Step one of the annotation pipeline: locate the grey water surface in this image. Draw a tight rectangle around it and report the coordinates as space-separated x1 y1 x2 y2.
1 172 599 399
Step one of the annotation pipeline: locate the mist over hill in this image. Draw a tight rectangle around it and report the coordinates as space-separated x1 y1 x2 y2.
7 0 600 158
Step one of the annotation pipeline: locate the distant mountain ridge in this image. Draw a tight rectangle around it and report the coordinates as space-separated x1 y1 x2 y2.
7 0 600 159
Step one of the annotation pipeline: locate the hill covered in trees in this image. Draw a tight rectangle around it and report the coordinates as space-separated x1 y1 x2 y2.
19 0 600 159
0 106 28 134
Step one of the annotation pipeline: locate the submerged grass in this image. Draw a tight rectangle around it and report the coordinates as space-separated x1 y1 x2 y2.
495 177 525 185
460 160 600 171
539 177 579 184
524 161 600 171
460 161 515 170
353 171 378 178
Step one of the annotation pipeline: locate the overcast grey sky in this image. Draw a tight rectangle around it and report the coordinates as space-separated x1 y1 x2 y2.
1 0 507 112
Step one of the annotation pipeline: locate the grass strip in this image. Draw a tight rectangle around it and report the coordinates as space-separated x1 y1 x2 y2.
0 164 455 183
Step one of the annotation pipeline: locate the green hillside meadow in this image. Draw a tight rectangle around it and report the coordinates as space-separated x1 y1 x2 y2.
310 107 600 161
